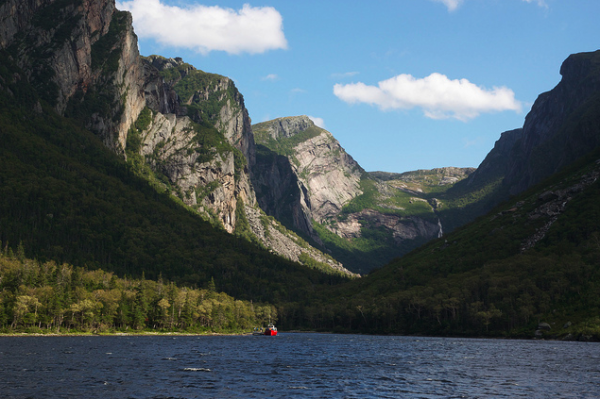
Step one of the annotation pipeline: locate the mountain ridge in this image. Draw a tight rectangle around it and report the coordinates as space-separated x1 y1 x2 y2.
253 115 476 273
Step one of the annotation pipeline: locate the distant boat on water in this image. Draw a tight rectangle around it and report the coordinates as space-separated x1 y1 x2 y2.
252 323 278 336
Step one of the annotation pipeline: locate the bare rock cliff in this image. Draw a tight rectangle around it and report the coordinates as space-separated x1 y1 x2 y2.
466 50 600 197
1 0 145 152
253 116 363 239
253 116 456 273
0 0 355 276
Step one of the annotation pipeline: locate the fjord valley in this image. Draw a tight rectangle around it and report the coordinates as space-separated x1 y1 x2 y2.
0 0 600 342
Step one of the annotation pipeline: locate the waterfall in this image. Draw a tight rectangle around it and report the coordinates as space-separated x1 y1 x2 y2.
437 218 443 238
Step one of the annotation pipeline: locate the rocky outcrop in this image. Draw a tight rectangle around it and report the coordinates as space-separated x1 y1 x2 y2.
139 112 248 232
253 116 461 272
331 209 440 243
136 58 256 233
243 204 355 277
0 0 355 276
463 128 522 190
253 116 363 238
373 167 476 186
252 148 314 236
1 0 145 152
507 51 600 194
468 50 600 197
520 164 600 252
293 129 363 222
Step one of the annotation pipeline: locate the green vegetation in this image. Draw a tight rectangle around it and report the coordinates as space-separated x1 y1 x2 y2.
312 220 430 275
174 70 241 129
0 56 349 307
253 123 323 158
4 1 600 340
284 149 600 338
145 56 195 83
0 250 277 334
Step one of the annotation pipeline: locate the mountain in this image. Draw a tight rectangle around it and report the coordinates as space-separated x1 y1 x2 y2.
253 116 475 273
0 0 356 308
457 50 600 206
134 57 351 276
278 50 600 339
2 0 354 277
3 0 600 339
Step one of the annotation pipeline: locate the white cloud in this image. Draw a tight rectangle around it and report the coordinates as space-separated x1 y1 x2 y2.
116 0 287 55
291 88 306 94
308 116 325 128
333 73 522 121
262 74 279 81
431 0 464 12
522 0 548 9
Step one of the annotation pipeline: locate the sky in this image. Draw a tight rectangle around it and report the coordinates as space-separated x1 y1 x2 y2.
116 0 600 173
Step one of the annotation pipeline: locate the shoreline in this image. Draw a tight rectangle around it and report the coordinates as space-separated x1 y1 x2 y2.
0 330 597 342
0 331 254 337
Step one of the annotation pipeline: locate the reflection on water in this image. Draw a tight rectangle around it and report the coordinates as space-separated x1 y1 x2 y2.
0 334 599 398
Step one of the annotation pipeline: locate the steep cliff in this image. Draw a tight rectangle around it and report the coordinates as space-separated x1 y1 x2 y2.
0 0 353 277
465 50 600 197
129 57 255 233
253 116 473 273
253 116 363 240
1 0 145 152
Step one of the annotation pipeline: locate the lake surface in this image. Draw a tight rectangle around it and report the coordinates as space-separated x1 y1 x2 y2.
0 333 599 398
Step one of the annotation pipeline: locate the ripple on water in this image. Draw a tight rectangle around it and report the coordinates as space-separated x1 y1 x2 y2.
0 335 599 399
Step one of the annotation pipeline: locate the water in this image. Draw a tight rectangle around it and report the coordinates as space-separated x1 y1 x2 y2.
0 334 599 398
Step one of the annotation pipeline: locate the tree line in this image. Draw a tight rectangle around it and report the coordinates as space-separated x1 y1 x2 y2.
0 247 277 334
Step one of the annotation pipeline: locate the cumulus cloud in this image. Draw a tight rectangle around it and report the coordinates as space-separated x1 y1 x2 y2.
333 73 522 121
116 0 287 55
308 116 325 128
431 0 464 12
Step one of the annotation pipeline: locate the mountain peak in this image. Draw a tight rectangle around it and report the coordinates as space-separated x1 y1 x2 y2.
253 115 316 140
559 49 600 84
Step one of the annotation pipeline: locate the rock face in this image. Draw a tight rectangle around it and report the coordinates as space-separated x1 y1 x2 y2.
0 0 354 276
506 51 600 195
138 112 249 232
0 0 145 153
467 50 600 197
330 209 440 243
463 128 522 191
519 166 600 252
253 116 460 273
253 116 363 240
136 58 256 233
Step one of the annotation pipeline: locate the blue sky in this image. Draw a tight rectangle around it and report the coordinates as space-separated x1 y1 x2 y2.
117 0 600 173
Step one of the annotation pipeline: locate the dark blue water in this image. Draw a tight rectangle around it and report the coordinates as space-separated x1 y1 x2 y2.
0 334 599 398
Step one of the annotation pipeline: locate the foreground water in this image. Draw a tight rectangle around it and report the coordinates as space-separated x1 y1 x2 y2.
0 333 599 398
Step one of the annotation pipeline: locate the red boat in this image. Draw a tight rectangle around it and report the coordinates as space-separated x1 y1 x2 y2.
264 323 278 336
253 323 278 336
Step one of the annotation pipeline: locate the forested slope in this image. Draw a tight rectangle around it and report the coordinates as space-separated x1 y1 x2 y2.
0 51 348 306
278 149 600 339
